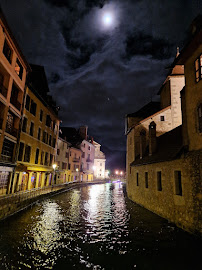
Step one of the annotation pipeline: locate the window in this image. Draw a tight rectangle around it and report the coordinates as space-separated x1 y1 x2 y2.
62 162 67 170
88 146 91 150
43 131 46 143
57 149 60 155
145 172 148 188
30 100 36 116
160 115 165 121
82 152 85 158
157 171 162 191
195 55 202 82
136 173 139 186
22 117 27 133
44 152 48 166
84 143 85 148
49 154 53 166
49 135 52 146
24 145 31 162
100 163 102 166
198 104 202 133
40 110 43 122
1 138 14 161
46 115 51 127
40 151 44 165
3 39 12 63
69 151 71 157
174 171 182 196
15 59 23 79
35 148 39 164
65 152 68 158
38 128 41 140
18 142 24 161
29 122 34 136
25 95 30 111
52 138 56 148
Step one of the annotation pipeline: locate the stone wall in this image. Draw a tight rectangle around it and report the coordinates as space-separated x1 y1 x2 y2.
127 150 202 235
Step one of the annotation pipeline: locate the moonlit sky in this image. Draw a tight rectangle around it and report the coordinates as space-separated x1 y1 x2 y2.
1 0 201 170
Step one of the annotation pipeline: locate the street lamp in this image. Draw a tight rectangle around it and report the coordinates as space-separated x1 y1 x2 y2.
76 168 79 182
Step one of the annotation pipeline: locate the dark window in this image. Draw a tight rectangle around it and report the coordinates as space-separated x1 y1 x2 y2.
35 148 39 164
49 154 53 166
25 95 30 111
62 162 67 170
57 149 60 155
15 59 23 79
44 152 48 166
30 100 36 116
46 115 51 127
40 151 44 165
160 115 165 121
65 152 68 158
198 104 202 133
38 128 41 140
52 138 56 148
22 117 27 133
82 152 85 158
145 172 148 188
3 39 12 63
136 173 139 186
195 55 202 83
49 135 52 146
157 171 162 191
29 122 34 136
69 151 71 157
40 109 43 122
88 146 90 150
174 171 182 196
18 142 24 161
24 145 31 162
1 138 14 161
68 163 71 170
43 131 46 143
10 84 21 111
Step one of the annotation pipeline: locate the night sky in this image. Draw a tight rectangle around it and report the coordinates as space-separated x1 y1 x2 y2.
1 0 201 171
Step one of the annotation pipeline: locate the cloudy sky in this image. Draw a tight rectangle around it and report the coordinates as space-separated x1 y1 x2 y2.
1 0 201 170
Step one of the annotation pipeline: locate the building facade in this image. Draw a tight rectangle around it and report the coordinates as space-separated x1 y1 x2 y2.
126 18 202 235
12 65 60 193
56 137 71 184
0 9 30 195
93 141 106 179
69 147 82 181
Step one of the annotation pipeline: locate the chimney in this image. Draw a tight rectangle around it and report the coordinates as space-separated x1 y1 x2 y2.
79 126 88 140
176 47 180 58
140 129 146 159
149 121 157 155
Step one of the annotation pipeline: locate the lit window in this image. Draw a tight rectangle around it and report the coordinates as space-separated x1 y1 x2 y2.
15 59 23 79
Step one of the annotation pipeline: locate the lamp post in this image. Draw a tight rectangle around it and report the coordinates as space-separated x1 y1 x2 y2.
52 164 57 185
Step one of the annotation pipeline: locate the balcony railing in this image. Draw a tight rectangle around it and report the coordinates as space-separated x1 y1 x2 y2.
10 97 21 111
5 125 18 137
73 158 80 163
0 154 12 162
0 84 8 98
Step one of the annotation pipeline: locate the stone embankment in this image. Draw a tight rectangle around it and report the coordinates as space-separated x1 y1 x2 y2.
0 179 110 221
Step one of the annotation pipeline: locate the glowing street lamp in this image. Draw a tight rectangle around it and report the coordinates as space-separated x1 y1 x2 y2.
52 164 57 185
115 170 119 175
120 171 123 175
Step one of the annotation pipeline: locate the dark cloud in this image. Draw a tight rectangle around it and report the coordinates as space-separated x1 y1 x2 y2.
1 0 201 170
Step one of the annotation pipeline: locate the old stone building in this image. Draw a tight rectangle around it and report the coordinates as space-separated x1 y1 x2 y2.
126 17 202 235
0 8 30 195
12 65 60 192
93 141 106 179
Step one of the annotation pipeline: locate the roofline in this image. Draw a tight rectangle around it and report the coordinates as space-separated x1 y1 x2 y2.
58 137 71 146
0 7 31 72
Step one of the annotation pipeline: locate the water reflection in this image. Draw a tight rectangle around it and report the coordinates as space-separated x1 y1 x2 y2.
0 182 201 270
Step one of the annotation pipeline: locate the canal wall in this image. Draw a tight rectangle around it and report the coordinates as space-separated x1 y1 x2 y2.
0 179 110 221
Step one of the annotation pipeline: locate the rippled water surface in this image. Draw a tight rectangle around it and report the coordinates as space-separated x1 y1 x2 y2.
0 182 201 270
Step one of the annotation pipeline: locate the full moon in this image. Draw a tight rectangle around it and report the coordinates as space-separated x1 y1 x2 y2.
103 13 113 27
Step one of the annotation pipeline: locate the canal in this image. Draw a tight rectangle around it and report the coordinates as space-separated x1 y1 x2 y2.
0 181 201 270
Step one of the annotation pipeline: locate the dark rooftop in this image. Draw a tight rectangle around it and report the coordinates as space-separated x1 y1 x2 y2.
127 101 161 119
60 127 83 147
131 125 183 166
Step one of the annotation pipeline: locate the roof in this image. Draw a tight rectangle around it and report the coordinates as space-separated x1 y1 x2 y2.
130 125 183 166
127 101 161 119
173 15 202 65
0 7 31 72
60 127 83 147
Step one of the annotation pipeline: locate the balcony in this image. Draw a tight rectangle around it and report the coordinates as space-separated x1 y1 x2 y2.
0 84 8 98
10 97 21 111
5 124 18 138
73 158 80 163
86 158 93 163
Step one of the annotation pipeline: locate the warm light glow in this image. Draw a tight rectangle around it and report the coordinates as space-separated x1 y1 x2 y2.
52 164 57 170
120 171 123 175
115 170 119 175
76 168 79 172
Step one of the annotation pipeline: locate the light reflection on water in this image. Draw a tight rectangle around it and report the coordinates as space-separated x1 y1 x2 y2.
0 182 201 270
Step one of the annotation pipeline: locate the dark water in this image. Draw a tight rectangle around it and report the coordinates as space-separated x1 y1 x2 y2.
0 181 201 270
